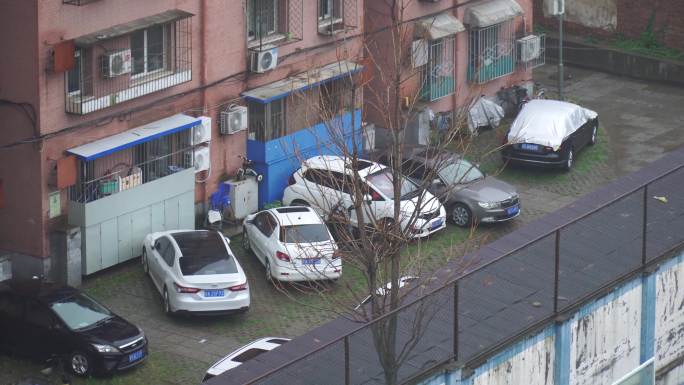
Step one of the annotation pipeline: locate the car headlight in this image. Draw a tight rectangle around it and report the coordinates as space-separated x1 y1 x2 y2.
92 343 120 353
478 201 501 209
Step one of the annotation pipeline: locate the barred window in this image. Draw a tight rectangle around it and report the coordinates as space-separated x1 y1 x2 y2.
468 20 516 84
248 99 286 142
247 0 279 41
421 36 456 101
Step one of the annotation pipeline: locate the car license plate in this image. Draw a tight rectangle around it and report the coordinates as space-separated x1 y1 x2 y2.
302 258 321 265
204 289 225 298
506 205 519 216
430 219 444 230
521 143 539 151
128 349 144 363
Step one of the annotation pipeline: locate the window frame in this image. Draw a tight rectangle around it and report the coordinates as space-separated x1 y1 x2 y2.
467 19 516 84
421 35 456 101
247 98 286 142
247 0 280 42
66 49 82 96
131 24 169 79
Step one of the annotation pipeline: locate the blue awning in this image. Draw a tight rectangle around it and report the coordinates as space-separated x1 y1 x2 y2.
241 60 363 104
67 114 200 161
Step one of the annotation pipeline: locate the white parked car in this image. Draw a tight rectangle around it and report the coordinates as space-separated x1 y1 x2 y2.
202 337 290 382
354 276 418 310
282 155 446 238
243 206 341 282
142 230 250 315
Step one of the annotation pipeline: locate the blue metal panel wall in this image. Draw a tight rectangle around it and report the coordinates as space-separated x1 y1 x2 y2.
247 110 362 207
641 272 656 363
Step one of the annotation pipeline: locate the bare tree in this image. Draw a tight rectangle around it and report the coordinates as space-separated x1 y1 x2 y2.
247 1 507 383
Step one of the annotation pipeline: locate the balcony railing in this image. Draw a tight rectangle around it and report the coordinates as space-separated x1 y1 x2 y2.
65 15 192 114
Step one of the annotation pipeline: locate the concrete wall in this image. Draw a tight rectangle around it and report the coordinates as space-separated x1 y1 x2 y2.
557 0 617 31
420 250 684 385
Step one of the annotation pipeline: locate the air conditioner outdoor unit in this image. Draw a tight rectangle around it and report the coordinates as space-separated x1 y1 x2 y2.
518 35 541 62
250 46 278 73
187 146 210 173
102 50 132 77
191 117 212 145
220 105 248 135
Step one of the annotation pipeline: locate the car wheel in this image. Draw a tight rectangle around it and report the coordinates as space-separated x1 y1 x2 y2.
563 148 574 171
589 125 598 146
242 227 251 252
451 204 472 227
163 287 174 315
291 199 310 206
265 261 273 282
142 249 149 276
69 351 91 376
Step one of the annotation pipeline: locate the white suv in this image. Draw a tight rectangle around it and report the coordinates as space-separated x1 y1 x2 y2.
282 155 446 238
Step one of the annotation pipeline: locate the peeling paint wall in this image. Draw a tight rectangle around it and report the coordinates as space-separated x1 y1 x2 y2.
655 255 684 371
545 0 618 31
472 331 555 385
569 283 642 385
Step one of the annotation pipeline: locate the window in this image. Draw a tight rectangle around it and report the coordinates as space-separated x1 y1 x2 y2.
247 99 286 142
468 20 516 83
162 241 176 267
247 0 279 41
233 348 269 363
132 24 167 76
254 212 277 237
280 224 330 243
155 237 172 263
318 0 341 21
50 293 112 331
67 50 82 94
421 36 456 101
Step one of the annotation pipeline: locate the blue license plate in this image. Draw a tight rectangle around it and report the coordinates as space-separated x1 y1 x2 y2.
521 143 539 151
506 205 519 216
430 219 444 230
204 289 225 297
128 349 144 363
302 258 321 265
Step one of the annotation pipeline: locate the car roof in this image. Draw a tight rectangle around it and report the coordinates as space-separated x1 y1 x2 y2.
206 337 291 375
169 231 228 258
270 206 324 226
303 155 383 177
0 279 80 304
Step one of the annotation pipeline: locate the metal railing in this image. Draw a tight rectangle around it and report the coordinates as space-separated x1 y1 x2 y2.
421 36 456 101
232 161 684 385
68 146 193 204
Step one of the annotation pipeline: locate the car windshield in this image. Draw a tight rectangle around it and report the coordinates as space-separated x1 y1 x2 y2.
50 293 112 331
366 169 419 200
438 159 484 185
280 224 330 244
233 348 268 363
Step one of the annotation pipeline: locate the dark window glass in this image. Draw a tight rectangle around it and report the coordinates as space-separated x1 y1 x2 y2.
254 212 276 237
280 224 330 243
247 0 277 41
131 29 145 75
233 348 268 363
366 169 419 200
179 255 237 276
162 243 176 267
155 237 171 259
147 24 165 72
50 293 112 331
266 338 289 344
67 50 81 93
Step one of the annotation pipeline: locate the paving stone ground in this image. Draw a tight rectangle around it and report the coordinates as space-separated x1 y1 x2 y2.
2 65 683 385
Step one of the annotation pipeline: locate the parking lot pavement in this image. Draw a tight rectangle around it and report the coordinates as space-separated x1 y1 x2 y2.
2 64 683 384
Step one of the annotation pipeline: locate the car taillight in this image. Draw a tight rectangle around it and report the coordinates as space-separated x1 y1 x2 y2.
174 283 200 294
228 282 247 292
276 251 291 262
288 174 296 185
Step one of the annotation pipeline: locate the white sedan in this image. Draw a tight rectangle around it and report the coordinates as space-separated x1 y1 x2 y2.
242 206 341 282
202 337 290 381
142 230 250 315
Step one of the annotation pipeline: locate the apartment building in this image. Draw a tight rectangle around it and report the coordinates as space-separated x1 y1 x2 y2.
0 0 364 281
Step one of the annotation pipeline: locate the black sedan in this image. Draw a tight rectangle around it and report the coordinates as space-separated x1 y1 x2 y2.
501 99 599 171
0 280 147 376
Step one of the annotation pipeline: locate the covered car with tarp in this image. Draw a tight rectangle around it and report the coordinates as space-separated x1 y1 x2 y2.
501 99 599 171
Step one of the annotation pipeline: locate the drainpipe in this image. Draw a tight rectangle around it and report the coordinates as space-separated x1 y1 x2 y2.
452 0 459 117
201 0 208 110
